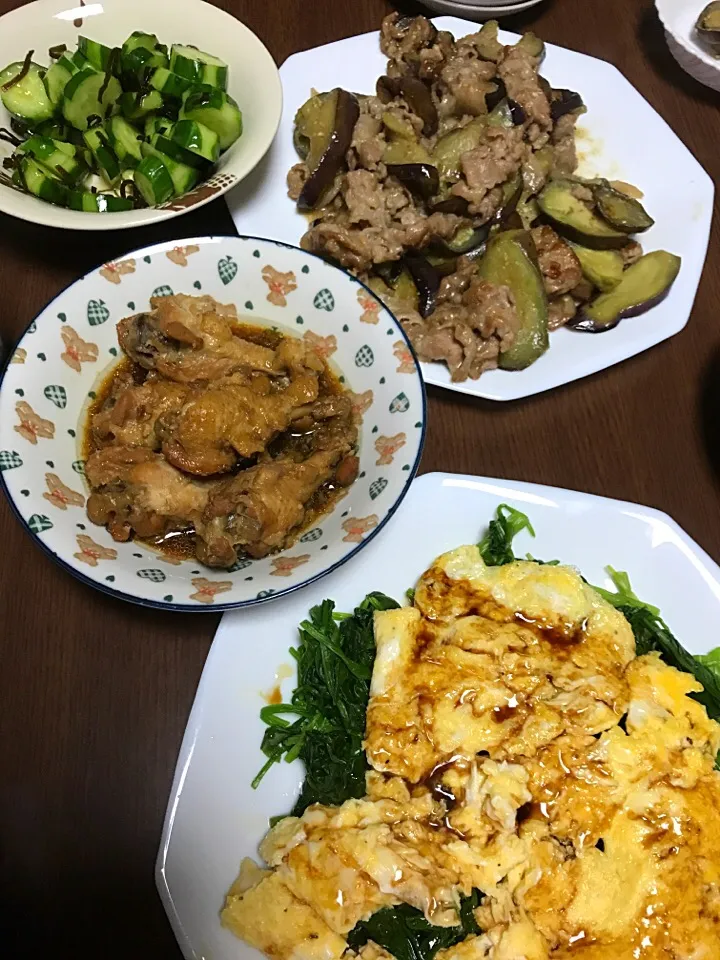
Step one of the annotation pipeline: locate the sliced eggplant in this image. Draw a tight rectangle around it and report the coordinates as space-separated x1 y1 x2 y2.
498 171 523 221
376 75 400 104
536 180 628 249
435 223 490 256
549 88 584 121
382 110 416 140
485 78 506 112
432 117 485 180
386 163 439 201
515 32 545 60
570 251 681 332
382 137 430 164
696 2 720 54
570 244 624 292
430 194 468 215
297 88 359 212
294 91 334 164
404 252 441 318
474 20 504 62
478 229 548 369
592 183 654 234
374 260 404 287
375 75 437 136
399 78 438 137
487 100 513 129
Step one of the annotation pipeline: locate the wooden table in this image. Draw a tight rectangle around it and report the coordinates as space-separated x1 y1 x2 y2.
0 0 718 955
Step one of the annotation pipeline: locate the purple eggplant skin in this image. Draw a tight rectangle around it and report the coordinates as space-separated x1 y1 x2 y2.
568 250 681 333
507 99 527 125
430 195 469 216
485 78 507 112
297 89 359 212
434 222 491 256
376 75 400 103
404 252 441 318
550 89 584 121
399 77 438 136
374 75 437 136
386 163 439 201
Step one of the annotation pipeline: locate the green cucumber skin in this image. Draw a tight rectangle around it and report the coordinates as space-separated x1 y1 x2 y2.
181 89 242 150
170 45 228 90
21 158 69 207
0 62 55 123
106 116 144 167
134 154 175 205
62 70 122 131
171 118 220 162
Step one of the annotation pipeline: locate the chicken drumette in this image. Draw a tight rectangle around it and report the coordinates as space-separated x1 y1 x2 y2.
155 340 326 476
195 445 358 567
85 445 215 542
118 294 312 383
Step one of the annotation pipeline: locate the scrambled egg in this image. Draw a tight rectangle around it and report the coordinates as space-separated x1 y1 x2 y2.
222 547 720 960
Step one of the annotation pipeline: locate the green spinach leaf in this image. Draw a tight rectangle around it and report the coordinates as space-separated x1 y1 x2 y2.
478 504 535 566
593 569 720 722
253 591 399 815
347 890 482 960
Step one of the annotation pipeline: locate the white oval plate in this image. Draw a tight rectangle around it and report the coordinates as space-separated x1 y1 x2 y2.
156 470 720 959
0 236 425 611
0 0 282 230
228 16 713 402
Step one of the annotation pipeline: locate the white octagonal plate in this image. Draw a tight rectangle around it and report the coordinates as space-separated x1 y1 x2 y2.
228 17 713 401
157 471 720 960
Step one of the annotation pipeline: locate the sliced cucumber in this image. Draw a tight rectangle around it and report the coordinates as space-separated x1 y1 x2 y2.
144 144 199 195
144 114 173 140
170 44 228 90
122 46 168 78
77 36 115 71
17 136 86 183
43 55 76 106
149 67 194 99
122 31 160 56
152 134 205 170
134 153 175 204
181 88 241 150
0 61 55 123
62 69 122 130
21 157 69 206
34 119 72 140
67 190 134 212
119 89 163 121
83 127 121 183
106 115 144 167
170 118 219 162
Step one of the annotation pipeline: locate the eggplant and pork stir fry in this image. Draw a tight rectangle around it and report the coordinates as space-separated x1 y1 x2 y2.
287 15 680 382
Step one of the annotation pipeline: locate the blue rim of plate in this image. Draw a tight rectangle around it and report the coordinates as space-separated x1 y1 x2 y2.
0 233 427 612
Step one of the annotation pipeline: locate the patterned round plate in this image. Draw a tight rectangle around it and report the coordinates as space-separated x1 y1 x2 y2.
0 236 425 611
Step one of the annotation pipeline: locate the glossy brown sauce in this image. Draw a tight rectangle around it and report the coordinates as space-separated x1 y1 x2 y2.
83 322 353 562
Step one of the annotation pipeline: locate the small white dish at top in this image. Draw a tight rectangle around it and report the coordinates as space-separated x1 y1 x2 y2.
156 470 720 960
228 15 713 402
0 0 282 230
656 0 720 91
0 235 425 611
420 0 544 18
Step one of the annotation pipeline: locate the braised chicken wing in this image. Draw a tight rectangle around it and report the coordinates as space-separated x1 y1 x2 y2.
196 446 357 567
118 294 278 382
85 445 215 543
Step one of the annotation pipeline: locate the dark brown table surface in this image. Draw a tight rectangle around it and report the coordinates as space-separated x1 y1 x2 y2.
1 0 719 955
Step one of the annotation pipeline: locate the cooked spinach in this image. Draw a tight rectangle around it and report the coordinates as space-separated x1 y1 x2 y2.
253 591 399 815
593 567 720 723
478 503 535 566
347 890 482 960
